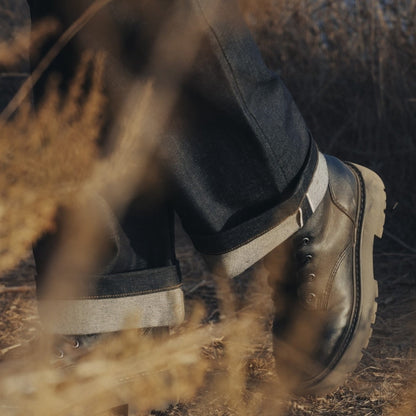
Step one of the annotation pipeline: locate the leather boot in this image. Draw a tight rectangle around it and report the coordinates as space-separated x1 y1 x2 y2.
265 155 386 395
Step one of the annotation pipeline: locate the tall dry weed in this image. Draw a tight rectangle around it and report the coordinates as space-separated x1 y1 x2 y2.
0 52 104 274
1 1 415 415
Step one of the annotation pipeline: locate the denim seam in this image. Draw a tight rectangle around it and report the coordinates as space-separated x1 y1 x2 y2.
195 144 319 255
193 0 289 185
97 265 179 279
199 194 309 256
72 283 183 301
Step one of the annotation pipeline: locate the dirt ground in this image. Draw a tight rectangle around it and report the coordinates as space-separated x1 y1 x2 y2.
1 217 415 415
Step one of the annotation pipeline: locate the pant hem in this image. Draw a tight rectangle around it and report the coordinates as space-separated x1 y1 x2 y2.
201 149 328 277
67 265 182 300
39 287 185 335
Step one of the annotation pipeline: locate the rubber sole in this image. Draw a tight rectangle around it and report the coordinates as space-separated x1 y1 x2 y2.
302 163 386 395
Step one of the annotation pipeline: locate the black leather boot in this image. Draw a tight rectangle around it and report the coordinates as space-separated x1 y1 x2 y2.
266 155 386 395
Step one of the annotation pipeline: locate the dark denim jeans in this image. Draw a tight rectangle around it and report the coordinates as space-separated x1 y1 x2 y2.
5 0 322 334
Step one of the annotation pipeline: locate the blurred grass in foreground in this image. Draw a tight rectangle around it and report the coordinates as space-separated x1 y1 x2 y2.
0 0 415 415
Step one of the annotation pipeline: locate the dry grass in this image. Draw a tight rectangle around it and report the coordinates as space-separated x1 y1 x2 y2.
1 228 415 416
0 52 104 274
0 0 416 415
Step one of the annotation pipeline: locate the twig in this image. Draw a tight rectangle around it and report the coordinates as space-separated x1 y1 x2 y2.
0 343 22 356
362 349 379 364
185 279 212 295
0 285 35 294
355 365 384 376
396 309 416 321
0 0 113 120
383 229 416 254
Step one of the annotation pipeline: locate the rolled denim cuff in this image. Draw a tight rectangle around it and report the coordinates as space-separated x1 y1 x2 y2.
194 144 329 277
38 265 185 335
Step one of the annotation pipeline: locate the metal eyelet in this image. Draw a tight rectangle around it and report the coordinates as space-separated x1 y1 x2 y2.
72 339 80 349
304 254 313 263
302 237 310 245
304 293 316 304
55 349 64 359
307 273 316 282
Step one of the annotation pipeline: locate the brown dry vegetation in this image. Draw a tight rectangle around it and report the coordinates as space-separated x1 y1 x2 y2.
1 0 416 415
0 54 104 274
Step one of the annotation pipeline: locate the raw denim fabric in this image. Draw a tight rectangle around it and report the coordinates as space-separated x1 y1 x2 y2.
169 0 312 240
19 1 313 303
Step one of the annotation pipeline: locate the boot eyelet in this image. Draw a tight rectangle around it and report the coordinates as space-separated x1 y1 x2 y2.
304 293 316 304
72 339 80 349
302 237 310 245
307 273 316 281
55 349 64 359
304 254 313 263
